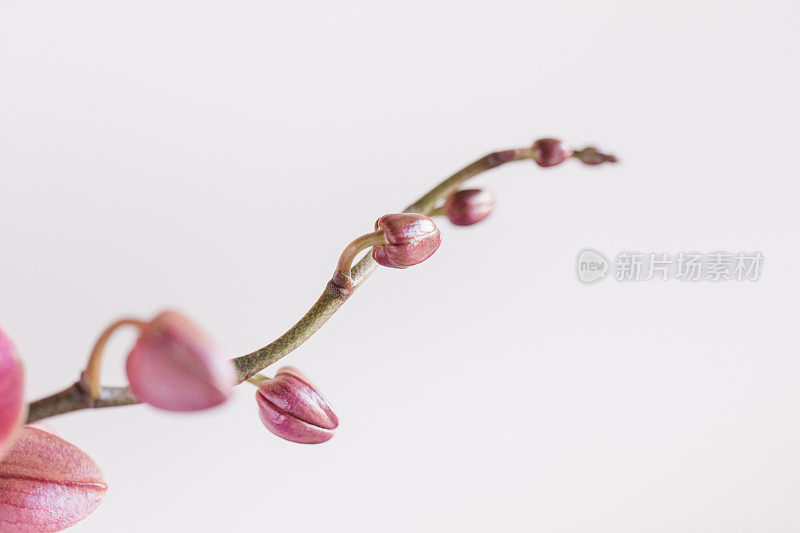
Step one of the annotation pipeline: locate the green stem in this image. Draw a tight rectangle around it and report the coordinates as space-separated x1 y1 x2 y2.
246 374 269 387
25 145 533 422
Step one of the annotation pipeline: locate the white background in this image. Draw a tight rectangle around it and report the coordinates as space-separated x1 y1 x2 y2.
1 1 799 531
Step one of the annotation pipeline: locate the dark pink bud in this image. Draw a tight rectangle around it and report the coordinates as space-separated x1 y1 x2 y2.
0 426 106 532
126 310 236 412
573 146 618 165
444 189 495 226
256 367 338 444
0 327 25 459
372 214 441 269
531 138 573 167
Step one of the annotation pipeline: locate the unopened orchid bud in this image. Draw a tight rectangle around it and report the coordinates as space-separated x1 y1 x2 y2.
126 310 236 412
444 189 495 226
372 214 441 268
0 426 106 532
256 367 338 444
531 138 573 167
573 146 618 165
0 327 25 459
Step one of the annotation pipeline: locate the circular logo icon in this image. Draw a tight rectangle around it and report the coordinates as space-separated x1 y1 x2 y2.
576 248 609 284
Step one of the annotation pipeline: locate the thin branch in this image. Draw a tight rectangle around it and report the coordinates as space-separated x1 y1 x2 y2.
26 146 534 422
27 384 138 422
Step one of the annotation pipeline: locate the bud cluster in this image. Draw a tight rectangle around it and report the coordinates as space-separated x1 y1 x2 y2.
8 135 618 530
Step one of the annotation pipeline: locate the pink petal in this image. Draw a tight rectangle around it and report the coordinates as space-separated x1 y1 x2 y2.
126 310 236 412
0 426 106 532
0 328 25 459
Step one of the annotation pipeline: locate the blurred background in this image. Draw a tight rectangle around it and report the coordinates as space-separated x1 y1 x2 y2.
1 1 798 531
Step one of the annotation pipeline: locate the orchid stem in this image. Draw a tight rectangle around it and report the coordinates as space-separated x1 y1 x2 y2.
27 143 538 421
246 375 270 387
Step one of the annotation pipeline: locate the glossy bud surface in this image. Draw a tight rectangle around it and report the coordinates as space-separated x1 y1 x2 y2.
372 214 441 268
257 367 338 444
0 426 106 532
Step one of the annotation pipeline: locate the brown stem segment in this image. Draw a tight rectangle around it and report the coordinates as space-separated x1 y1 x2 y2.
26 144 535 421
27 384 138 422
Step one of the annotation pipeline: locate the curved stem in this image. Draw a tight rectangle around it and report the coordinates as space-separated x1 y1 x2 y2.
336 230 387 280
82 318 145 402
232 146 531 381
26 144 535 421
405 147 532 214
233 277 352 381
351 147 531 288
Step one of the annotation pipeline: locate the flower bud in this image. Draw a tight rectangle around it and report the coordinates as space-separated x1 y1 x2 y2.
573 146 618 165
0 426 106 532
0 327 25 459
372 214 441 269
126 310 236 412
531 138 573 167
256 367 338 444
444 189 494 226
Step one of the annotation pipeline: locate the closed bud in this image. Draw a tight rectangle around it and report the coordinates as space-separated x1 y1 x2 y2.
573 146 618 165
126 310 236 412
444 189 494 226
0 327 25 459
256 367 338 444
372 214 441 268
531 138 573 167
0 426 106 532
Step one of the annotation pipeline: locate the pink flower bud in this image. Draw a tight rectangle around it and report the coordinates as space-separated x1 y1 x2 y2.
372 214 441 269
444 189 495 226
0 327 25 459
531 138 573 167
0 426 106 532
126 310 236 412
256 367 338 444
